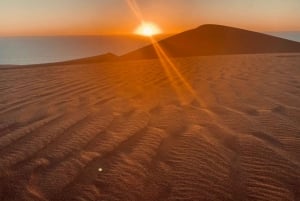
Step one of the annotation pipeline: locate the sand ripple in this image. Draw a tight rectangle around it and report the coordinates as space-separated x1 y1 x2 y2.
0 54 299 201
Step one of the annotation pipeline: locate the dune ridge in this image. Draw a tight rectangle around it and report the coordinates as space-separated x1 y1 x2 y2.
121 24 300 60
6 24 300 68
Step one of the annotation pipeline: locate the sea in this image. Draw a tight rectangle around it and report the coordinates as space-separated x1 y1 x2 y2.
0 35 153 65
0 32 299 65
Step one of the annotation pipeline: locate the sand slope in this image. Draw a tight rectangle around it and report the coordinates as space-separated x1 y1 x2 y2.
121 24 300 60
0 54 300 201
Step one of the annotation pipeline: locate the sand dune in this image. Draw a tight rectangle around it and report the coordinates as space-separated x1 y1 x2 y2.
121 24 300 60
0 54 300 201
30 53 118 67
16 24 300 68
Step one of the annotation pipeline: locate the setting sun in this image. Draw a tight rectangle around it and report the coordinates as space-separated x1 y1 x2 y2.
134 22 162 37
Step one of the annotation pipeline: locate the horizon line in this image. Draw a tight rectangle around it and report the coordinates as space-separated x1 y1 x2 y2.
1 24 300 38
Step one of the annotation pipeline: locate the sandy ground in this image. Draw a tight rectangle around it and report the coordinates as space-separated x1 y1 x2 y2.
0 54 299 201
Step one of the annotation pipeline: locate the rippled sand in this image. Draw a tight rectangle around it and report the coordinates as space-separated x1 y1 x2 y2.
0 54 299 201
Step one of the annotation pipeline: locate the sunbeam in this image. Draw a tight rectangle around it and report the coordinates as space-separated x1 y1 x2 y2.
151 37 206 106
126 0 205 106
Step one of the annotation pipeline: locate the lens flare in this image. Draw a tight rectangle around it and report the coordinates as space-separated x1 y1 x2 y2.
135 22 162 36
127 0 205 106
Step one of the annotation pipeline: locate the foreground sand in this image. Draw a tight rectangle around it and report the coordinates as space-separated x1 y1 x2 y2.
0 54 299 201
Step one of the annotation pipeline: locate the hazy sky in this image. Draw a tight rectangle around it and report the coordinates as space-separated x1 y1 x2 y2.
1 0 300 36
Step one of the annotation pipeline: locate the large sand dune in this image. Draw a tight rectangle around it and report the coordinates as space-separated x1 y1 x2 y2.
24 24 300 67
0 54 300 201
122 25 300 60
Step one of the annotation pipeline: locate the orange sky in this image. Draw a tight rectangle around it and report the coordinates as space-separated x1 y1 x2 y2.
1 0 300 36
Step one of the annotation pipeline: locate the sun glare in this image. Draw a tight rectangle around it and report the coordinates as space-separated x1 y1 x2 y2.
135 22 162 37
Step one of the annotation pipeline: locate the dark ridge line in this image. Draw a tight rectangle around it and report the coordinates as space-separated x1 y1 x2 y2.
1 24 300 69
10 113 92 171
0 80 89 114
0 114 62 154
0 81 99 117
277 54 300 58
120 24 300 60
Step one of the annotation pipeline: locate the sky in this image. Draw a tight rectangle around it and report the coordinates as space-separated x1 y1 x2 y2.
0 0 300 36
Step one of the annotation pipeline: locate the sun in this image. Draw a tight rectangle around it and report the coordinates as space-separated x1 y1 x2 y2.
134 22 162 37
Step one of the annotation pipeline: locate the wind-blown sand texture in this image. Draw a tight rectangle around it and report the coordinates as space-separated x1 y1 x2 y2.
0 54 300 201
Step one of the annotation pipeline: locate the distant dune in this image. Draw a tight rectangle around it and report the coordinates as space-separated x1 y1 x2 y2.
15 24 300 67
121 24 300 60
0 53 300 201
0 35 170 65
32 53 118 67
34 24 300 66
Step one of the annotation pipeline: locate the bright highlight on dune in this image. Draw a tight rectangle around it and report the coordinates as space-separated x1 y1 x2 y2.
134 22 162 37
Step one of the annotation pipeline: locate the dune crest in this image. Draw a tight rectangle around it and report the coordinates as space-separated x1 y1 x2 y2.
13 24 300 68
121 24 300 60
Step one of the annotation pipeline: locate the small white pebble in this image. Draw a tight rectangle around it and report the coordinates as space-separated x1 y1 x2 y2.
98 168 103 172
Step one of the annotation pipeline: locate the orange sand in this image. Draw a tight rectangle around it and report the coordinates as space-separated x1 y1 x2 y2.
0 54 299 201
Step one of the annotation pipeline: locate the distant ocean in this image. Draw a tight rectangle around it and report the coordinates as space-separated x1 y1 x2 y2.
0 33 299 65
0 35 154 65
267 32 300 43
